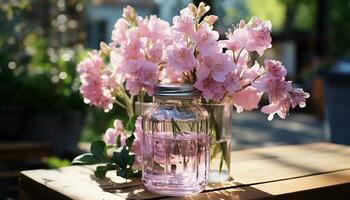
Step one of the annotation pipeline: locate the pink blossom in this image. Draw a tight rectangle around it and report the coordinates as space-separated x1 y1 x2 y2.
200 53 234 82
145 41 163 63
239 62 263 86
252 60 292 103
140 15 171 42
232 86 263 113
111 18 129 46
124 60 158 95
261 89 309 121
220 28 249 52
261 99 291 121
103 120 126 145
253 77 292 103
290 88 310 108
245 17 272 56
121 28 144 60
224 71 241 94
132 117 143 169
264 59 287 78
159 66 183 84
166 42 198 75
221 17 272 56
194 76 226 101
77 51 114 112
173 7 196 37
193 23 221 56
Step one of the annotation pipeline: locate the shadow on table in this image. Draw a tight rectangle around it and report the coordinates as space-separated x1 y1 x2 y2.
164 182 272 200
89 174 273 200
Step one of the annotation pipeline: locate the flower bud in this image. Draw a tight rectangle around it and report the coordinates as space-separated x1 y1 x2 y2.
122 5 137 24
204 15 218 26
188 3 197 17
197 2 210 18
100 42 111 56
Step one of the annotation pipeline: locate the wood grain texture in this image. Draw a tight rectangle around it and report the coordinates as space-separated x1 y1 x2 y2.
19 143 350 200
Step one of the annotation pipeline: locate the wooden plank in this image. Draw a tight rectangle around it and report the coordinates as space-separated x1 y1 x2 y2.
164 169 350 200
231 142 348 163
20 170 125 200
19 143 350 200
0 142 52 161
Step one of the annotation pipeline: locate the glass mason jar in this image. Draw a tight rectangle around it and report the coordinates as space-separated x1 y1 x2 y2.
141 84 210 196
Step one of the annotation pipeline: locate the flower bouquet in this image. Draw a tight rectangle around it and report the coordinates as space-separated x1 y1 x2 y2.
72 2 309 184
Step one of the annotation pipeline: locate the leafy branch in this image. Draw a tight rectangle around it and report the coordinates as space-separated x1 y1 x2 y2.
72 117 140 179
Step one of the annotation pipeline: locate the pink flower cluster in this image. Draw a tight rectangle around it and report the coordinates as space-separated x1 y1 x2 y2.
77 2 309 121
77 51 115 112
221 17 272 56
111 6 171 96
253 60 310 120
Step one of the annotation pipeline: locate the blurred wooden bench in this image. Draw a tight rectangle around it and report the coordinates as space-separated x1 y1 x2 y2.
19 142 350 200
0 142 52 198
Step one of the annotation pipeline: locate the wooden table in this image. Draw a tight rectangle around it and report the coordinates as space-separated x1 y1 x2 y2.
19 143 350 200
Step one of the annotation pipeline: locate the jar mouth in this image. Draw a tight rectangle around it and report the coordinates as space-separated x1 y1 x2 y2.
154 84 201 98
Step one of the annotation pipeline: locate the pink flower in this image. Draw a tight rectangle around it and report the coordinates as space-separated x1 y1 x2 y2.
221 17 272 56
121 28 144 60
220 28 249 52
194 76 226 101
159 66 183 84
166 42 198 75
124 60 158 95
77 51 114 112
193 23 220 56
224 71 241 94
132 117 143 169
232 86 263 113
239 62 263 86
261 99 291 121
253 77 292 103
103 120 127 145
290 88 310 108
140 15 171 42
261 89 309 121
145 41 163 63
172 7 196 37
111 18 129 46
245 17 272 56
200 53 234 82
252 60 292 103
264 59 287 78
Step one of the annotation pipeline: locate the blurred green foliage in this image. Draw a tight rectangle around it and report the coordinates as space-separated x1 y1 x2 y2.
47 156 71 169
0 0 87 112
330 0 350 58
220 0 316 33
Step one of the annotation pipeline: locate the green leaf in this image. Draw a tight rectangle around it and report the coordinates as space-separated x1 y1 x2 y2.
127 153 135 166
210 143 221 161
116 135 121 147
125 116 137 132
90 140 108 162
126 134 135 148
117 167 135 179
95 164 116 178
112 146 129 168
117 168 126 178
71 153 101 165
